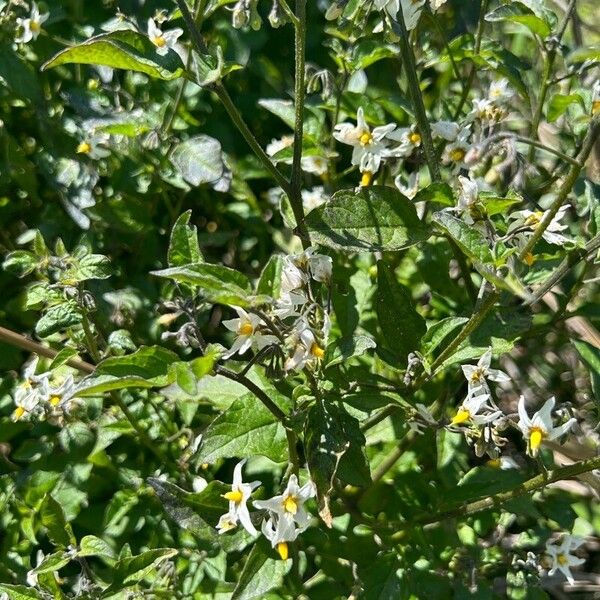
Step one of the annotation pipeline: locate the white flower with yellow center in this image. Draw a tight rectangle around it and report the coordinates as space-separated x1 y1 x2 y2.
488 78 512 102
255 475 316 560
222 306 277 359
511 206 572 246
16 2 49 44
41 375 78 415
284 322 326 372
461 348 510 396
301 155 329 177
545 535 585 584
76 133 110 160
333 107 396 176
219 459 261 536
450 393 502 427
147 18 183 56
385 126 423 159
12 387 41 422
517 396 576 457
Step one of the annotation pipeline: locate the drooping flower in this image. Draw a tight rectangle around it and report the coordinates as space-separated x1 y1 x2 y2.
222 307 278 359
219 460 261 536
545 535 585 584
333 107 396 176
16 2 49 44
284 320 327 372
461 348 510 396
450 393 502 427
147 18 183 56
517 396 576 457
255 475 316 560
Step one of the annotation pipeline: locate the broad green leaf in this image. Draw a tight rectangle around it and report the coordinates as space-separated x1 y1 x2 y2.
304 186 430 252
48 347 79 370
3 250 37 277
432 211 494 264
79 535 117 562
58 422 96 458
35 302 82 338
413 182 455 207
548 93 585 122
258 99 295 128
75 373 159 396
151 263 265 307
479 191 522 216
31 551 71 575
486 3 551 38
110 548 178 588
376 261 426 364
198 394 288 463
171 135 226 186
573 340 600 402
41 495 76 547
568 46 600 64
421 317 469 357
96 346 180 383
42 31 184 80
256 255 283 298
63 253 111 282
168 210 204 267
360 553 401 600
0 584 44 599
447 465 527 504
325 335 376 368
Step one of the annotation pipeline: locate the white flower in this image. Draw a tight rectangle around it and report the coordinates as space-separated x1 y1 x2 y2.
545 535 585 584
77 133 110 160
333 107 396 174
461 348 510 396
21 355 50 387
40 375 79 416
487 456 519 470
511 206 572 246
15 2 49 43
220 459 260 536
301 155 329 176
222 307 277 359
429 0 448 10
308 251 332 284
302 186 328 213
431 121 461 142
12 387 41 421
394 171 419 199
284 320 326 372
450 393 502 427
385 126 423 159
517 396 576 457
488 78 512 102
374 0 425 30
442 137 472 170
266 135 294 158
147 18 183 56
255 474 316 559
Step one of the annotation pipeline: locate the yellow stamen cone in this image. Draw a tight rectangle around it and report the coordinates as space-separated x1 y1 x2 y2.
529 428 544 454
360 170 373 187
223 490 244 504
451 409 471 426
276 542 289 561
283 495 298 515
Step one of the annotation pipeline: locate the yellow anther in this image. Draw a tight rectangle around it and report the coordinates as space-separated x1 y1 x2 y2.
525 211 543 227
449 148 466 162
409 132 422 145
470 368 485 383
311 343 325 359
223 490 244 504
487 458 501 469
283 495 298 515
592 100 600 115
152 35 167 48
13 406 26 420
557 554 569 566
77 141 91 154
451 409 471 426
360 170 373 187
359 132 373 146
276 542 289 561
50 395 61 407
524 252 536 266
239 322 254 336
30 20 41 33
529 427 545 454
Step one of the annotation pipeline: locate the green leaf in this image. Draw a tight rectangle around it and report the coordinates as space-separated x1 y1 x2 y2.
3 250 38 277
151 263 263 307
256 255 283 298
258 99 296 129
573 339 600 402
479 191 522 216
360 553 401 600
42 31 184 80
0 584 44 599
568 46 600 64
96 346 180 383
31 551 72 575
486 2 551 38
168 210 204 267
48 347 79 370
171 135 227 186
547 93 585 122
64 253 111 282
110 548 178 588
421 317 469 357
304 186 430 252
35 302 83 338
231 538 292 600
41 494 76 547
446 465 527 505
75 373 160 396
413 182 455 207
79 535 117 562
432 211 494 265
198 394 288 463
376 261 426 364
325 335 376 368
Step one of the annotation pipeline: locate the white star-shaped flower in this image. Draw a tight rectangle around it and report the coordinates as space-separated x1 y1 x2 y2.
461 348 510 396
517 396 576 457
222 307 277 359
450 392 502 427
219 459 261 536
16 2 49 44
511 206 572 246
545 535 585 584
147 18 183 56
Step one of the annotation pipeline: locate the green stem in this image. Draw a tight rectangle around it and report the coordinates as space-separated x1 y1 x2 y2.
174 0 292 196
291 0 310 248
518 116 600 261
395 6 439 182
391 453 600 533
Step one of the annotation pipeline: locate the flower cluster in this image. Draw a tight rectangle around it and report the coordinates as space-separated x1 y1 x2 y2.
222 248 332 374
448 348 576 460
216 460 316 560
11 356 80 425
